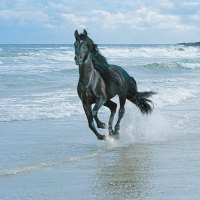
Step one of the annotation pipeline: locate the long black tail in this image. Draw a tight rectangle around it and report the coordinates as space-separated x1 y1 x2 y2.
127 77 156 115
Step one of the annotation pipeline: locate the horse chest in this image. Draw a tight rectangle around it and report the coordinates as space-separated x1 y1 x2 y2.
78 81 97 102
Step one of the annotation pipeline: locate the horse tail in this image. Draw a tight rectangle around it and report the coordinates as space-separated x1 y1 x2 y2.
127 77 156 115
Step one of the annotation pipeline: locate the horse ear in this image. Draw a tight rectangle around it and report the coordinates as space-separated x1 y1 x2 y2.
74 30 79 40
83 29 87 37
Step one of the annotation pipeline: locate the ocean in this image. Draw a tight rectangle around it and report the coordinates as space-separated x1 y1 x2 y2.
0 44 200 200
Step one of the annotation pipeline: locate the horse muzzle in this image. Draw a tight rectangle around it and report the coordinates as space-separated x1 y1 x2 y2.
74 56 83 65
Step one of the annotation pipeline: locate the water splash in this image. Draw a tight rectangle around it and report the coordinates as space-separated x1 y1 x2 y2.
104 135 120 149
102 101 173 146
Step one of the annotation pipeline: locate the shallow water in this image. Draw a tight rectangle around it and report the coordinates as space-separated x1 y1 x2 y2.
0 44 200 199
1 116 200 200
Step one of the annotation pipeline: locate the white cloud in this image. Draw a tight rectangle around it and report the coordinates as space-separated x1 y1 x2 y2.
0 1 198 32
191 11 200 21
92 10 125 29
62 13 88 29
157 0 174 9
181 1 200 7
0 9 49 25
46 2 65 10
133 7 180 30
0 0 199 43
91 7 198 31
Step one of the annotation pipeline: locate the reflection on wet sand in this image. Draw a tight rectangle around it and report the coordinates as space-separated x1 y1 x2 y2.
92 145 153 200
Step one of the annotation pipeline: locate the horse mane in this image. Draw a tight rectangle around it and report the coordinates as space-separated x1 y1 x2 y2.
79 33 116 85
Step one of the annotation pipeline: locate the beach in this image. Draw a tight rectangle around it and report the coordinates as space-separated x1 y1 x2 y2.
0 44 200 199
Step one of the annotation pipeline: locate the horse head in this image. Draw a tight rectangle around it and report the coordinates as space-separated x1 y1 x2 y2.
74 29 92 65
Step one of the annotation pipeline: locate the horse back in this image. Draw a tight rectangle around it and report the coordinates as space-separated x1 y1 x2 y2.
107 64 130 95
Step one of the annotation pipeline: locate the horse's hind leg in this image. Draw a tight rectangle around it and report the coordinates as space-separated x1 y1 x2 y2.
114 97 126 136
83 103 105 140
104 100 117 136
92 98 107 129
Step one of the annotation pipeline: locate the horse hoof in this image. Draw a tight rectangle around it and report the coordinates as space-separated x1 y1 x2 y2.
97 122 107 129
97 134 105 140
113 134 119 140
108 130 119 140
109 129 114 136
112 131 119 140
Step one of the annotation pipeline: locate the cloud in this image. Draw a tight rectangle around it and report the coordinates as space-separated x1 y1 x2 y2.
46 2 66 11
191 11 200 21
0 0 199 43
62 13 88 29
0 0 199 32
181 1 200 7
0 9 49 25
91 7 198 31
157 0 174 9
92 10 125 29
132 7 195 31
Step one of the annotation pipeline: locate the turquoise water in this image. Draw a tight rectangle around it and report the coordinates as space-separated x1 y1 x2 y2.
0 44 200 199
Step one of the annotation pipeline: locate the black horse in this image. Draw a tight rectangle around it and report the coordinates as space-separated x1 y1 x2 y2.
74 29 155 140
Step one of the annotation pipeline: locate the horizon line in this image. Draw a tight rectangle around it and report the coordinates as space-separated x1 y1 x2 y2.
0 43 176 45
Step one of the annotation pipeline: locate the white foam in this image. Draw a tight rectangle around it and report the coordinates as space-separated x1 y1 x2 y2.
179 62 200 69
152 87 198 108
104 135 120 148
149 77 185 84
106 101 175 144
17 50 75 67
0 89 84 122
99 101 164 146
57 46 69 50
101 46 200 59
102 85 199 145
43 50 74 62
100 102 172 146
4 48 76 75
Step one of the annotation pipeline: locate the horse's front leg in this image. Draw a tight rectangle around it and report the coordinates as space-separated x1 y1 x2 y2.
104 100 117 136
114 97 126 137
83 102 105 140
92 97 107 129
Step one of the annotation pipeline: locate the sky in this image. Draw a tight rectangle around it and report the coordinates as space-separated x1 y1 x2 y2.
0 0 200 44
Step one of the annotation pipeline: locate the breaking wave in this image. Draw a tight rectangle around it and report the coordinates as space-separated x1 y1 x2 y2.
101 45 200 59
138 61 200 72
1 44 200 122
0 89 83 122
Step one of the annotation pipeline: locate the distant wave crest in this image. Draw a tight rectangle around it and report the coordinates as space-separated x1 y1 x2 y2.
101 45 200 59
140 61 200 71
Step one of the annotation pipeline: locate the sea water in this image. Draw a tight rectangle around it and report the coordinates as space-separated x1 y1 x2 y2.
0 44 200 200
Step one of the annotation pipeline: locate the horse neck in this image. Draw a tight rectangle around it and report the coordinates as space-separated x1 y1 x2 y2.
79 53 96 84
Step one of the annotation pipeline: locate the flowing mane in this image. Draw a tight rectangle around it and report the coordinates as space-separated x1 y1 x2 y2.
79 33 116 85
